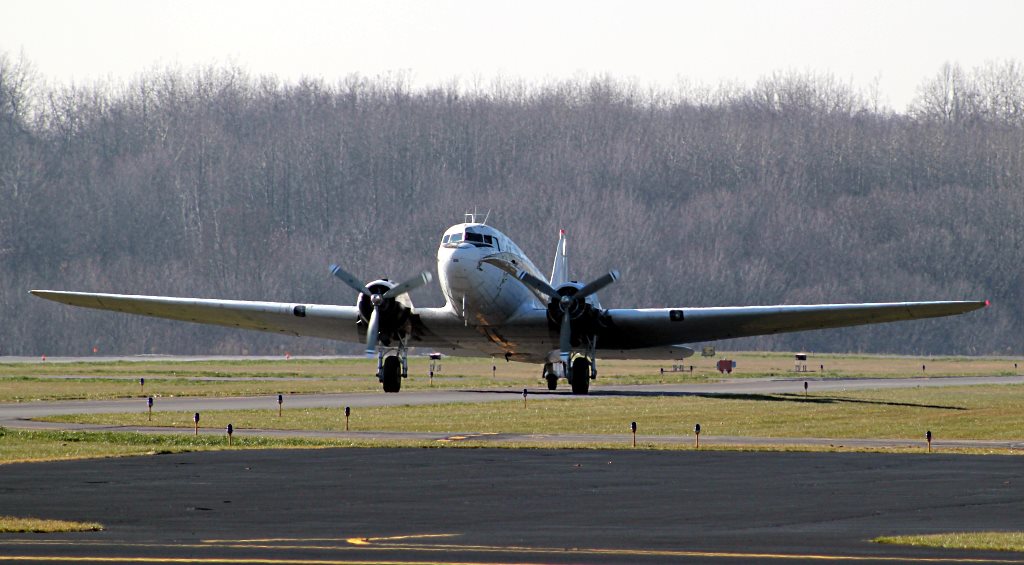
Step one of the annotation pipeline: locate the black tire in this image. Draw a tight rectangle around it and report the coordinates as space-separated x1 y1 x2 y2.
546 375 558 390
570 358 591 395
381 356 402 393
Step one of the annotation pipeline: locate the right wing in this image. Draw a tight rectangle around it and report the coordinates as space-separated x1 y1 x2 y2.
602 300 988 349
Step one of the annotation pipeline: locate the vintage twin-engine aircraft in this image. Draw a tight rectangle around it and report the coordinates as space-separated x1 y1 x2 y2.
32 215 987 394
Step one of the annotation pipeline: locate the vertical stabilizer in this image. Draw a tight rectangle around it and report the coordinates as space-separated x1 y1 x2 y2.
549 229 569 286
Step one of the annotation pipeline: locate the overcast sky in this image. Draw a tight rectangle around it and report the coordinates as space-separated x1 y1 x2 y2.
2 0 1022 110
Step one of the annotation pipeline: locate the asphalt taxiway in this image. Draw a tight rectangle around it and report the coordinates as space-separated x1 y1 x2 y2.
3 448 1024 563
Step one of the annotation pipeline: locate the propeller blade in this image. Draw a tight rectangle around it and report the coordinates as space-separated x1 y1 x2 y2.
330 264 373 298
364 306 380 357
516 270 560 300
382 271 433 300
576 270 620 300
559 309 572 364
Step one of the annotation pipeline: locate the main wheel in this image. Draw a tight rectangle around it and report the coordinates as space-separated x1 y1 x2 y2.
570 358 591 395
381 356 402 393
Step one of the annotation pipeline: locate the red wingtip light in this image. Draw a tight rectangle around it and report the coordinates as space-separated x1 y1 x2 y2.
559 229 566 235
985 299 991 307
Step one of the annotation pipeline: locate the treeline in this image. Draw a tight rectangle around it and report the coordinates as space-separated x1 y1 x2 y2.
1 53 1020 356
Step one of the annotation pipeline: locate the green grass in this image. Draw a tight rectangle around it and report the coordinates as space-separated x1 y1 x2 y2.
6 353 1024 463
874 532 1024 552
0 427 434 464
1 352 1019 402
39 384 1024 441
0 516 104 533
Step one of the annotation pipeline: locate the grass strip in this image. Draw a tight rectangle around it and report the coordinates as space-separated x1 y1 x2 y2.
2 427 1021 465
0 428 432 464
874 532 1024 552
39 384 1024 440
0 516 104 533
2 352 1019 402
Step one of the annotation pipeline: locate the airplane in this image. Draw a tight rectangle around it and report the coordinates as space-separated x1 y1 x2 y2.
31 214 987 394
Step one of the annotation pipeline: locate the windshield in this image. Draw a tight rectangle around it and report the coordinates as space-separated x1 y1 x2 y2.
441 229 499 250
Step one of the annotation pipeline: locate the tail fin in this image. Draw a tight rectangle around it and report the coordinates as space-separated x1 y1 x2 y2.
549 229 568 286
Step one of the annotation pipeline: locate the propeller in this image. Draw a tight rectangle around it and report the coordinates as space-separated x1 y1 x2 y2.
515 269 619 364
329 264 433 356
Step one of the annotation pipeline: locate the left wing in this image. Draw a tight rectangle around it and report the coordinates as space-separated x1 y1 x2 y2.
600 301 988 349
31 290 365 341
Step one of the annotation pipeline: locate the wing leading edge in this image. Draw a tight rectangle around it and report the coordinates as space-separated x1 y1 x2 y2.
603 300 988 349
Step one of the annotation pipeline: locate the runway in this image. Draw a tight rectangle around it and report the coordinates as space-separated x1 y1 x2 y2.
2 448 1024 563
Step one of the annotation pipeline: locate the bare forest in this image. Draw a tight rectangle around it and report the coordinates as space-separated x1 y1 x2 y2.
1 53 1021 356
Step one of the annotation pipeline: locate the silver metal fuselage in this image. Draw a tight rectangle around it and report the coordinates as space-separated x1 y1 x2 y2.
436 222 546 326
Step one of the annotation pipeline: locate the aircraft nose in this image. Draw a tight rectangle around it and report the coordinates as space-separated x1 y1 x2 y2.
445 244 479 282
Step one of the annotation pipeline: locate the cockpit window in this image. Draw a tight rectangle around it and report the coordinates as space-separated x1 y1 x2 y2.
464 229 494 248
441 234 450 244
450 233 463 243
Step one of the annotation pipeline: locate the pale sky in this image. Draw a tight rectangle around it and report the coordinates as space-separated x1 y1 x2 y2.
2 0 1022 110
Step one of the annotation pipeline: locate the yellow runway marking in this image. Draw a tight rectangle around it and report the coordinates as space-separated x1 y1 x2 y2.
202 534 458 545
436 432 499 443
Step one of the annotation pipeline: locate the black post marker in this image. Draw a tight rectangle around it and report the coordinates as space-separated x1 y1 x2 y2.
926 430 932 453
194 412 200 436
695 423 701 449
227 424 234 446
147 396 153 421
345 406 351 431
631 421 637 448
278 394 283 417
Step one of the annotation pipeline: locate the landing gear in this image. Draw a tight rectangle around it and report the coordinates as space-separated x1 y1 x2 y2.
380 356 402 392
570 357 592 395
542 362 561 390
377 343 409 393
